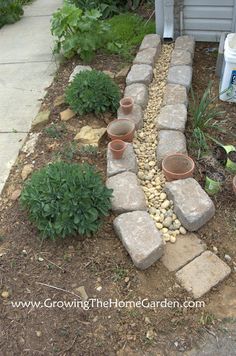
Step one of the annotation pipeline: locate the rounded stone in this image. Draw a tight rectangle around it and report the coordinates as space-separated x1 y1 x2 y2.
160 192 167 201
179 226 187 235
156 223 163 230
170 235 176 244
163 216 172 228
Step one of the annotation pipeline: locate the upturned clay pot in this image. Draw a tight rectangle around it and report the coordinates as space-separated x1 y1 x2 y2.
119 97 134 115
162 153 195 182
108 140 127 160
227 150 236 173
233 176 236 195
205 170 226 195
107 119 135 142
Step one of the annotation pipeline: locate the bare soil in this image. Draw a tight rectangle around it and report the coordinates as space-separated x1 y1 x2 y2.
0 43 236 356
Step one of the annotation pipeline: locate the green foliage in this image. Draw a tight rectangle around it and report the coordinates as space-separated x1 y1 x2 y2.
106 13 155 59
44 123 66 139
55 142 78 161
20 161 113 239
65 69 120 116
189 81 226 158
51 3 110 62
78 145 98 156
0 0 24 28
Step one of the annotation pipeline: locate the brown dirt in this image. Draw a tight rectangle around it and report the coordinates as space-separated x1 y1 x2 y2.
0 44 236 356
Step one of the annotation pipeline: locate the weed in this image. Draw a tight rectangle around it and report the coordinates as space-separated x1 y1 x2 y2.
44 123 66 139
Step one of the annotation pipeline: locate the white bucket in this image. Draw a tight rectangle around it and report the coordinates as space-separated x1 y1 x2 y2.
220 33 236 102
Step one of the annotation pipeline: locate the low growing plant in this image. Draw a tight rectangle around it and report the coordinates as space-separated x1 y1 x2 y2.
20 161 113 240
65 69 120 115
51 3 110 62
0 0 24 28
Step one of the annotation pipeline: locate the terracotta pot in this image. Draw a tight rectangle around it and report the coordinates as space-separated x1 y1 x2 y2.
233 176 236 195
162 153 195 182
119 97 134 115
107 119 135 142
108 140 127 160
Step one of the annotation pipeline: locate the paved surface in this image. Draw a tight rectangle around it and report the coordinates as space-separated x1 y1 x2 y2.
0 0 62 194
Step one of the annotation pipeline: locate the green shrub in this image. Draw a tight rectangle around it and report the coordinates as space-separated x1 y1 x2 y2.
106 13 155 59
0 0 24 29
51 3 110 62
65 70 120 115
20 161 113 240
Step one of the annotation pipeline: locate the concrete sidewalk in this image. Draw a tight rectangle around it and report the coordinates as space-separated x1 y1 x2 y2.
0 0 62 194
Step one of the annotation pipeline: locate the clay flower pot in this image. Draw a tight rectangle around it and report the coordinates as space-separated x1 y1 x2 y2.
205 170 226 195
119 97 134 115
162 153 195 182
227 150 236 173
233 176 236 195
108 139 127 160
107 119 135 142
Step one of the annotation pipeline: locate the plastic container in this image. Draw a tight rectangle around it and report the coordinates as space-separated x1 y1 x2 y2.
220 33 236 102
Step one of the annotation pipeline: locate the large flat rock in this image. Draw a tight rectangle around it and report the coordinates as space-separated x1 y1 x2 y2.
139 34 161 51
133 47 159 68
106 172 147 214
162 84 188 107
124 83 149 109
107 143 138 177
175 35 195 57
167 66 192 91
170 49 192 67
117 104 143 130
176 251 231 298
156 104 187 132
161 234 207 272
69 65 92 82
156 130 187 167
126 64 153 86
165 178 215 231
114 211 164 269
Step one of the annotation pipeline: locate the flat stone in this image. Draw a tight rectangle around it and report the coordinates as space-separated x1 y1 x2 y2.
117 104 143 130
106 172 147 214
74 125 106 146
161 234 207 272
32 110 50 128
69 65 92 82
170 49 192 66
139 34 161 51
162 84 188 107
21 133 40 156
165 178 215 231
115 66 130 79
175 35 195 57
54 95 65 107
156 130 187 167
124 83 149 109
114 211 164 270
107 143 138 177
176 251 231 298
103 70 115 79
133 48 159 68
167 66 192 91
156 104 187 132
60 108 75 121
126 64 153 86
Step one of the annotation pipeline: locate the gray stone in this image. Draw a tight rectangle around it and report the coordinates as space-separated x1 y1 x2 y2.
107 143 138 177
165 178 215 231
156 130 187 167
133 47 159 68
106 172 147 214
175 35 195 57
167 65 192 90
170 49 192 66
32 110 50 128
21 133 40 156
124 83 149 109
162 84 188 107
176 251 231 298
139 34 161 51
117 104 143 130
156 104 187 132
161 234 207 272
69 65 92 82
126 64 153 86
114 211 164 270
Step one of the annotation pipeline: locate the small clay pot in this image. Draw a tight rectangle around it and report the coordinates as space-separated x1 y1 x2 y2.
119 97 134 115
205 170 225 195
227 150 236 173
107 119 135 142
162 153 195 182
108 140 127 160
233 176 236 195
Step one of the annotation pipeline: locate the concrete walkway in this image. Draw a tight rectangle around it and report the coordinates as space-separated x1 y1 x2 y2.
0 0 62 194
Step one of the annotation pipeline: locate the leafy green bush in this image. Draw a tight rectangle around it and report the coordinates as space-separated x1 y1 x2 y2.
106 13 155 59
65 70 120 115
20 161 113 239
0 0 24 29
51 3 110 62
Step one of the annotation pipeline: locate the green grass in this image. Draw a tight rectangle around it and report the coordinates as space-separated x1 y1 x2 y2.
106 13 155 59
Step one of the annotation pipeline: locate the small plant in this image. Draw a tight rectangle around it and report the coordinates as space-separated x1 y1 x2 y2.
51 3 110 62
112 265 127 281
44 123 66 139
65 70 120 116
0 0 24 29
189 81 226 158
20 161 113 240
78 145 98 156
53 142 78 162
